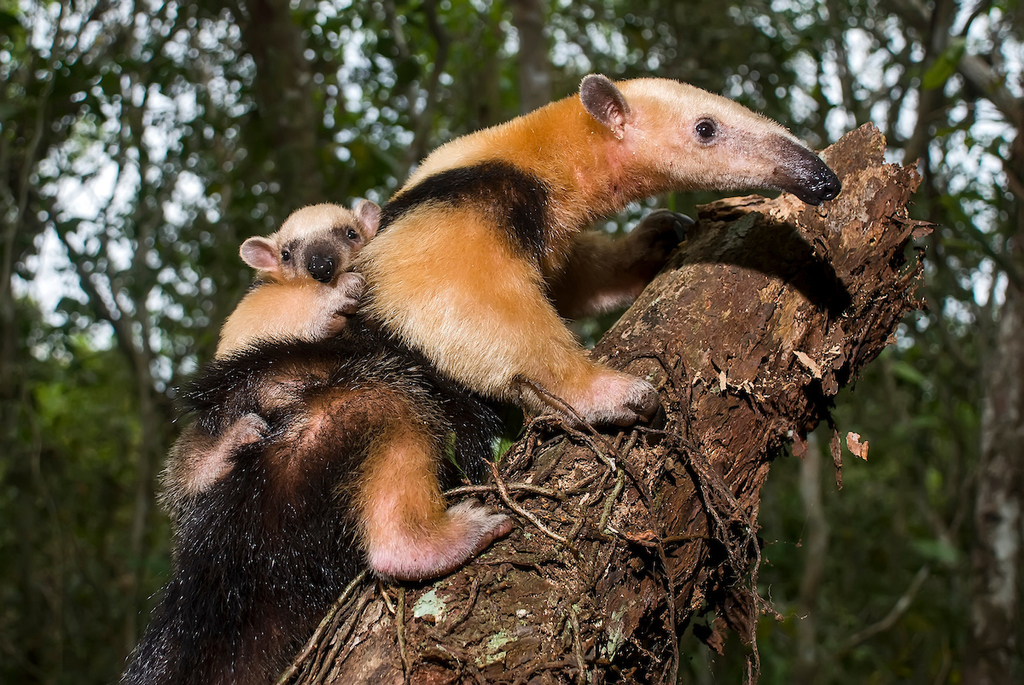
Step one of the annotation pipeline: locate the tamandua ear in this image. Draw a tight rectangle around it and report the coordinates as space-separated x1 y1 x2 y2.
240 237 281 274
580 74 630 139
355 199 381 238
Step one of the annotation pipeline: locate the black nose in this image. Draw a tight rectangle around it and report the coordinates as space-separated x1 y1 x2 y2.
306 254 336 283
777 139 843 206
807 167 842 204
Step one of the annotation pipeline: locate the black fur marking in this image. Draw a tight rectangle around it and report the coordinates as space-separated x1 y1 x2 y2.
124 319 501 685
381 161 550 262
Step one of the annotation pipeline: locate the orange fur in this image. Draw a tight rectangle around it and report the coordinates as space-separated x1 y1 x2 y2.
550 210 691 319
216 276 363 357
350 392 510 581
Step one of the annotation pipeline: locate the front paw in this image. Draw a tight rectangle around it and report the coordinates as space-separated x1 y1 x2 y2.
333 271 365 312
564 368 660 426
323 274 365 336
630 209 694 261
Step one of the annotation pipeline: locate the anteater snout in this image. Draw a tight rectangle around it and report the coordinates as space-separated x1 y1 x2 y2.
804 166 842 205
306 252 337 283
776 139 842 206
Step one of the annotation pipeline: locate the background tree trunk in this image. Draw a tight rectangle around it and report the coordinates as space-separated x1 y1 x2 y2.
966 131 1024 685
233 0 324 211
509 0 552 114
277 124 925 684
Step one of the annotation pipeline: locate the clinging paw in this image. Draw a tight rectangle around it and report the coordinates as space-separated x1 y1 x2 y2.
530 367 659 427
629 209 694 261
577 368 659 426
366 498 512 582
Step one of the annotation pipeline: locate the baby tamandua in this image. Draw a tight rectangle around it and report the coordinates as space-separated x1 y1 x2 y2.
216 200 381 358
359 74 841 426
164 200 379 503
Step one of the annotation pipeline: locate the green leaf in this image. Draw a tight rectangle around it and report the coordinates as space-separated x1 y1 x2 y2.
891 360 928 387
912 538 960 565
922 38 966 90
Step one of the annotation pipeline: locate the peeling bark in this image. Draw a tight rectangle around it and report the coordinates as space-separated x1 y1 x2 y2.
279 124 924 684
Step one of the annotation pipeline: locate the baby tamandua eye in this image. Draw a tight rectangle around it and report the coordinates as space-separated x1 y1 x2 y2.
281 249 291 262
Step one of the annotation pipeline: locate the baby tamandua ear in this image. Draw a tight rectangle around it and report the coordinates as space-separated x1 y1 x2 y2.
239 236 283 279
355 199 381 239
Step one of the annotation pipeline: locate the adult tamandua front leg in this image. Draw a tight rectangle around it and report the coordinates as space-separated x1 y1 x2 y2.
549 209 693 320
366 203 664 425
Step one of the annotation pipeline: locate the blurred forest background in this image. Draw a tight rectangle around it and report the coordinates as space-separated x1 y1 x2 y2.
0 0 1020 683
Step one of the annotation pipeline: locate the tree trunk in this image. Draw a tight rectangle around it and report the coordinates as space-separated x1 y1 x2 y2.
794 433 827 684
966 130 1024 685
277 124 924 684
509 0 552 114
234 0 324 211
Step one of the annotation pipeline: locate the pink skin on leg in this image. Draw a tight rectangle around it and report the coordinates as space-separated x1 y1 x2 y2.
359 430 512 581
561 367 659 427
367 498 513 581
179 412 268 496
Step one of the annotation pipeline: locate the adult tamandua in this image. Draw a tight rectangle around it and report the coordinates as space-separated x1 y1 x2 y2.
123 323 511 685
216 200 380 358
358 75 841 425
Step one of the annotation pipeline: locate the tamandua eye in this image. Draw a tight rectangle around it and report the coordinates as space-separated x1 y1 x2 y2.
347 229 359 241
695 119 717 142
281 249 291 262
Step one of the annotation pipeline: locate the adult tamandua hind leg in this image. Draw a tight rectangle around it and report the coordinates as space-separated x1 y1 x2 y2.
125 328 510 685
356 407 512 580
359 75 840 426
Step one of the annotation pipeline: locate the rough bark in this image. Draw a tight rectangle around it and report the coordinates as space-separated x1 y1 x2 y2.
277 124 924 684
